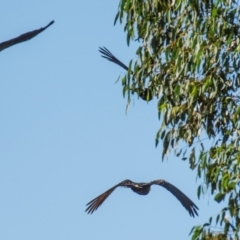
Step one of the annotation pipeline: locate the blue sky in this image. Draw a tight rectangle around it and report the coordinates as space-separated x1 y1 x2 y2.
0 1 224 239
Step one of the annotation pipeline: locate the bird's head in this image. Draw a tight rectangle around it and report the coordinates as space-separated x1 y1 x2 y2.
122 179 132 186
121 180 143 188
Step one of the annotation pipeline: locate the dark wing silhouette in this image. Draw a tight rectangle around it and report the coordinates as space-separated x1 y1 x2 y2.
98 47 153 101
99 47 131 72
150 180 199 217
0 20 54 52
85 179 133 214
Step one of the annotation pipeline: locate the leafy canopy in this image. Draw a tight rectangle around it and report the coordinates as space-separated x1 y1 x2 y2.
114 0 240 239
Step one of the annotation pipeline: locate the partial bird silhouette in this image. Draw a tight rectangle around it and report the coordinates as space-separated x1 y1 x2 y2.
99 47 153 101
85 179 199 217
0 20 54 52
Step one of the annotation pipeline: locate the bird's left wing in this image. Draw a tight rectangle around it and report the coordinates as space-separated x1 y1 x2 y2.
150 179 199 217
85 179 132 214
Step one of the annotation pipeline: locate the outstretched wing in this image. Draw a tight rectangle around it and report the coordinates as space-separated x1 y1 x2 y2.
150 180 199 217
85 179 132 214
98 46 153 101
99 47 131 72
0 20 54 52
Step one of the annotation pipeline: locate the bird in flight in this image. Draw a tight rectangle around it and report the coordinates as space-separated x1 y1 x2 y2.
85 179 199 217
99 47 153 101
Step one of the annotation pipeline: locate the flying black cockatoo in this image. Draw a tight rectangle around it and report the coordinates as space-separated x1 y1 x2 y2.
85 179 199 217
99 47 153 101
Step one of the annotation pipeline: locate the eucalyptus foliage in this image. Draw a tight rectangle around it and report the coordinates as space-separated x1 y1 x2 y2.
114 0 240 239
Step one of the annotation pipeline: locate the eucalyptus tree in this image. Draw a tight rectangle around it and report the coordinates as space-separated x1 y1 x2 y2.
108 0 240 239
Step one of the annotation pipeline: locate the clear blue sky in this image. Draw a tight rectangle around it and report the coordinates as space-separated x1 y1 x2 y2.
0 1 224 239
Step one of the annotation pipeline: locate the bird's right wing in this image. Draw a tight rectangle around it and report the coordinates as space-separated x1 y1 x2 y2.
151 179 199 217
98 46 153 101
99 47 131 72
85 179 132 214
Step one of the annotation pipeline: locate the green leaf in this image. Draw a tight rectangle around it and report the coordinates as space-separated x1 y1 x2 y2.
197 185 201 199
214 192 225 203
114 12 120 26
216 214 220 225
